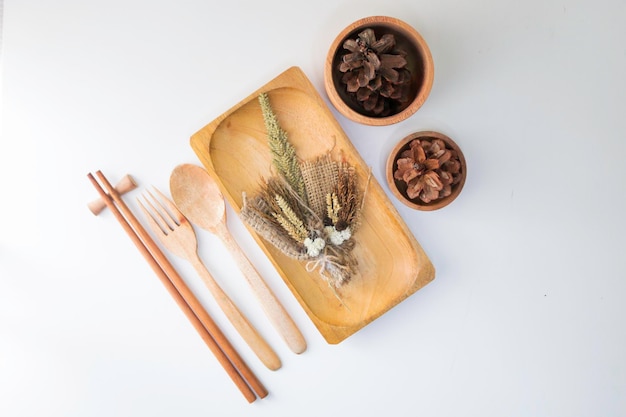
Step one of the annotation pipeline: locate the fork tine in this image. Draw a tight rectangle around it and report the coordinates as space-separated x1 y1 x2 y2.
152 187 186 224
137 197 169 236
144 190 177 231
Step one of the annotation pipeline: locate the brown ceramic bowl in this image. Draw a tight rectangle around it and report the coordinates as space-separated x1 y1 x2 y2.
386 131 467 210
324 16 434 126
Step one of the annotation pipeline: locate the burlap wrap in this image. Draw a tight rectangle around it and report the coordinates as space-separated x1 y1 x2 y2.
300 154 338 220
240 153 357 288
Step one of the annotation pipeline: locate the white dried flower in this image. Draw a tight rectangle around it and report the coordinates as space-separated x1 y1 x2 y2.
328 226 352 246
304 237 325 257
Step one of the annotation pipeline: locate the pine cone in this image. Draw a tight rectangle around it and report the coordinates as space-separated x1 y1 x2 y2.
394 138 463 204
338 28 412 116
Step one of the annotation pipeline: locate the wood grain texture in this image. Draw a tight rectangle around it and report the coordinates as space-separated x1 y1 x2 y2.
189 66 435 344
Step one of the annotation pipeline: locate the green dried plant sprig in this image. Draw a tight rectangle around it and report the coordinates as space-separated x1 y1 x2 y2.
258 93 307 202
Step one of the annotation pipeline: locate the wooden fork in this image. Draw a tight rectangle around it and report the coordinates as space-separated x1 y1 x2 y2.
138 187 281 371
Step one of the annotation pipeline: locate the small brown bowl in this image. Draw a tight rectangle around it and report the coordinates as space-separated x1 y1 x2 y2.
386 131 467 210
324 16 434 126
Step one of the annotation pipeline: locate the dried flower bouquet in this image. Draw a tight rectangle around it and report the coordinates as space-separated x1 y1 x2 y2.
241 93 367 290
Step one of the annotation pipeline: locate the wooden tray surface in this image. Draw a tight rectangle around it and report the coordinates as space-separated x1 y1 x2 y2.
190 66 435 343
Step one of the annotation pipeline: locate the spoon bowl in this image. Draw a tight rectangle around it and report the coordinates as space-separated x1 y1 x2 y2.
170 164 225 231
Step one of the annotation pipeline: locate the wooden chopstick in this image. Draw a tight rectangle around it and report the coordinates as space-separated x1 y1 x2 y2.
87 171 268 402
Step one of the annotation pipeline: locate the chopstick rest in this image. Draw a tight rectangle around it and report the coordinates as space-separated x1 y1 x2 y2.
87 174 137 215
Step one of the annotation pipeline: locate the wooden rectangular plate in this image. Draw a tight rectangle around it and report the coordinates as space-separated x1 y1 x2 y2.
190 66 435 344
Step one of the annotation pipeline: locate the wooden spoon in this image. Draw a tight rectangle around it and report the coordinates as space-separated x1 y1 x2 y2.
170 163 307 354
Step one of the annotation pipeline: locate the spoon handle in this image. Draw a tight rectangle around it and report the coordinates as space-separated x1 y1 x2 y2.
216 222 307 354
188 253 282 371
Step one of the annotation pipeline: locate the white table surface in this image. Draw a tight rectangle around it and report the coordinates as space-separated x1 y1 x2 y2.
2 0 625 416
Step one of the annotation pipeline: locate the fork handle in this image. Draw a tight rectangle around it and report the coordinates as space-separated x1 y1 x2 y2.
215 222 307 355
188 254 282 371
